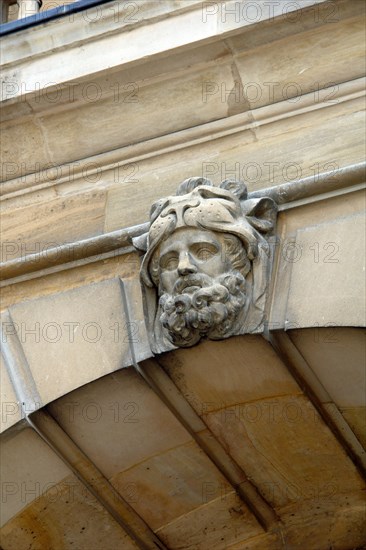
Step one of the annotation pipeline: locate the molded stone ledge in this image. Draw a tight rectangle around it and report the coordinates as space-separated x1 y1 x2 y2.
3 0 363 186
1 160 364 279
0 0 329 101
1 23 364 182
0 0 203 69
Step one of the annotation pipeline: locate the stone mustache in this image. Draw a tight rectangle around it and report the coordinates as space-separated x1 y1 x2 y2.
133 177 277 353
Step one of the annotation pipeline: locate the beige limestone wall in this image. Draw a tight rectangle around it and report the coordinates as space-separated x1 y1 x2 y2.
1 0 365 420
1 0 365 260
1 2 365 545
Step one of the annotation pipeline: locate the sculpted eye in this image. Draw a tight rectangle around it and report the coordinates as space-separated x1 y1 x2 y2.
197 248 214 261
160 253 178 271
192 243 219 261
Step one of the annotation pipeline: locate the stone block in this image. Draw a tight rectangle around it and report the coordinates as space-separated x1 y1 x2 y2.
158 335 300 412
285 213 365 328
289 328 366 407
111 439 233 530
0 355 22 433
0 120 50 182
157 491 262 549
0 253 141 311
268 190 365 329
203 395 364 509
232 17 365 109
48 367 191 477
9 278 136 405
36 62 236 170
0 473 138 549
0 427 70 526
1 189 106 262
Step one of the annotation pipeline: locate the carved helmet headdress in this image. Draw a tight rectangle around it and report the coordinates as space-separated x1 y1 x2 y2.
133 177 277 287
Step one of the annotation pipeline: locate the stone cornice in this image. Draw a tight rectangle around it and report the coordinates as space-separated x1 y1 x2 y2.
1 0 329 102
1 77 364 201
1 161 364 284
250 161 366 205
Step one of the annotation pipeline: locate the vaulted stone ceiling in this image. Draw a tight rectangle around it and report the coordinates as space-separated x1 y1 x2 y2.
1 330 365 549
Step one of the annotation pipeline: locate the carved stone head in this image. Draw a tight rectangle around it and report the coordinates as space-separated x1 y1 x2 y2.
133 177 277 353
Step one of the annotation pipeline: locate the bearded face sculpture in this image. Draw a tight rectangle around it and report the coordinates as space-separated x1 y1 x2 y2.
157 228 249 347
133 177 277 353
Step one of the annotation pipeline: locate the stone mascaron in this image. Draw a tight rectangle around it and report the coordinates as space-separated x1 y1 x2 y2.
133 177 277 353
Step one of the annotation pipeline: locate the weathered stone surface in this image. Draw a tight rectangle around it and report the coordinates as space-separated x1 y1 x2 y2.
0 473 138 550
8 279 135 405
0 252 141 310
285 213 365 328
203 394 364 510
156 492 262 549
1 189 106 262
248 97 365 178
226 493 366 550
48 366 266 539
0 0 322 102
1 0 365 546
158 336 300 409
1 88 363 255
289 328 366 407
231 14 366 108
1 0 202 72
278 490 366 550
104 94 364 232
48 367 192 478
0 119 50 182
227 532 281 550
269 189 365 329
340 406 366 449
0 427 70 526
103 127 258 232
34 63 236 170
0 354 21 433
111 439 234 531
159 336 365 512
289 327 366 448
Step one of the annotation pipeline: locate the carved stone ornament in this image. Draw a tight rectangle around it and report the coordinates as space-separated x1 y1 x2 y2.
133 177 278 354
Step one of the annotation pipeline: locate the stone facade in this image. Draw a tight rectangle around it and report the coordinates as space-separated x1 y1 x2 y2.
0 1 365 548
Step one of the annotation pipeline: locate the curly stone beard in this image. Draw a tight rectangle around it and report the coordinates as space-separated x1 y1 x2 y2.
158 271 248 347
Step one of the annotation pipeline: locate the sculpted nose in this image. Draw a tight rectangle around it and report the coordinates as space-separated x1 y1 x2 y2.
177 252 197 276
